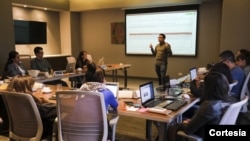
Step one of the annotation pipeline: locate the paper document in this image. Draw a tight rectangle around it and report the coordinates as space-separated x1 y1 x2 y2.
170 79 179 86
118 90 133 98
176 74 190 84
126 106 139 111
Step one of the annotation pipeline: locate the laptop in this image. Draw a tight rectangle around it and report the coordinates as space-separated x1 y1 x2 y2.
105 82 119 98
189 67 197 81
139 81 172 108
65 63 76 73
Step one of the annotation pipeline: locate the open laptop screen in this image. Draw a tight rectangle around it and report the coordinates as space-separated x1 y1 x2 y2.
189 67 197 81
139 82 155 105
105 82 119 98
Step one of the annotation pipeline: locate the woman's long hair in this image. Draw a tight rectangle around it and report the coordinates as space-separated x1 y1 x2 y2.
4 51 19 71
85 62 105 83
7 75 35 94
210 62 233 83
203 72 230 101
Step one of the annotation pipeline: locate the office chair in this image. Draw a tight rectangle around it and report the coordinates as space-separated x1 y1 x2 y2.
19 54 32 70
240 72 250 112
177 96 249 141
66 56 78 86
229 80 238 95
56 90 119 141
66 56 76 64
1 91 43 141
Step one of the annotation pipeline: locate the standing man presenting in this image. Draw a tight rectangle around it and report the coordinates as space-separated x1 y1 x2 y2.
150 33 172 86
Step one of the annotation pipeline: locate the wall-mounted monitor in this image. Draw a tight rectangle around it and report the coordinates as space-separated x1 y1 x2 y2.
14 20 47 44
125 5 199 56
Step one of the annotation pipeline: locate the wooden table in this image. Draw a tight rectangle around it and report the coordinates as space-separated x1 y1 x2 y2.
104 64 131 89
32 85 67 104
30 85 199 141
117 97 200 141
34 72 85 83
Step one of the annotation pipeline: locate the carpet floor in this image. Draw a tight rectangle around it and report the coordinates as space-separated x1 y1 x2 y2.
115 115 159 141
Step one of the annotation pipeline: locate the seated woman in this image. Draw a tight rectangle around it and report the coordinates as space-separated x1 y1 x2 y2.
71 51 91 87
167 72 233 141
83 62 116 140
6 75 56 141
85 62 106 83
2 51 27 79
75 51 91 72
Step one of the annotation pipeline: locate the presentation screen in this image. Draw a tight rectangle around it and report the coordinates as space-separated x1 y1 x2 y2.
125 5 199 56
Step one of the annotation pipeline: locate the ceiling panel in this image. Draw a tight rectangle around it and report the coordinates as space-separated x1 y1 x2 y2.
69 0 204 11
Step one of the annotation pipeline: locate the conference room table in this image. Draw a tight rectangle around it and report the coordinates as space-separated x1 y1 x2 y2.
34 63 131 89
104 64 131 89
117 96 200 141
34 72 85 83
30 86 199 141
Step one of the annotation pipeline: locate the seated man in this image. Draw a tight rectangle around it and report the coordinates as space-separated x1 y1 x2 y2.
219 50 245 101
30 46 68 87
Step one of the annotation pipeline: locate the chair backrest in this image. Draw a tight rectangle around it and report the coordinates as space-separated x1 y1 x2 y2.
1 91 43 141
240 72 250 112
66 56 76 64
220 96 249 124
19 54 32 70
229 80 238 94
56 90 108 141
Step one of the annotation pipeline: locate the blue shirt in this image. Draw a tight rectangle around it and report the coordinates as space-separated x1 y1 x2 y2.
231 66 245 100
98 88 118 111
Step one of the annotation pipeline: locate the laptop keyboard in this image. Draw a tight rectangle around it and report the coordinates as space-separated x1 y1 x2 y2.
146 100 163 107
155 100 173 108
165 100 187 111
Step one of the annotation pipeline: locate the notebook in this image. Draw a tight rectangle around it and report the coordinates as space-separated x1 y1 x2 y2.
189 67 197 81
139 81 172 108
65 63 76 73
105 82 119 98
